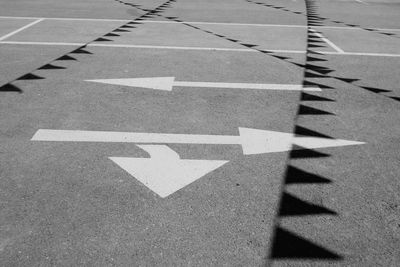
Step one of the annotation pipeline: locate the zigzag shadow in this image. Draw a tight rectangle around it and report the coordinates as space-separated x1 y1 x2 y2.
244 0 400 39
0 0 176 94
267 0 344 263
270 226 342 260
123 0 400 104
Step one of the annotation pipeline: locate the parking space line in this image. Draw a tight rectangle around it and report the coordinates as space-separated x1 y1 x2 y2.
354 0 368 4
0 41 84 46
309 29 345 53
1 41 399 57
89 43 268 52
144 20 308 28
0 16 399 31
0 15 130 22
336 51 400 57
88 44 310 54
0 18 44 41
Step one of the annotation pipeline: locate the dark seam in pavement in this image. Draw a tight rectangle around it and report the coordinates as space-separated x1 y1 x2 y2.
0 0 176 93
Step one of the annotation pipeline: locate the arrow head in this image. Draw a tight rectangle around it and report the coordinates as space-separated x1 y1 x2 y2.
110 145 228 197
86 77 176 91
238 127 365 155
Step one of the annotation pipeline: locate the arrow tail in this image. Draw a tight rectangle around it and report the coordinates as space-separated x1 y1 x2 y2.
174 81 321 91
31 129 241 145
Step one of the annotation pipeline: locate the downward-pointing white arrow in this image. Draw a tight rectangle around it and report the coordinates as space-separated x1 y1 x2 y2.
110 145 228 198
85 77 322 92
31 128 365 155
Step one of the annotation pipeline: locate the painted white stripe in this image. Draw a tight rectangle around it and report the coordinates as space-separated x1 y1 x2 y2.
0 19 44 41
0 16 399 31
31 128 364 155
174 81 321 91
144 20 308 28
32 129 240 145
336 51 400 57
0 16 130 22
354 0 368 4
89 43 308 54
87 77 322 92
89 43 260 52
309 29 345 53
0 41 84 46
1 41 399 57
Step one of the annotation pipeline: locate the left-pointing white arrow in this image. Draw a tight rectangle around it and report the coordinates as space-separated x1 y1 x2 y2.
85 77 322 92
31 128 365 155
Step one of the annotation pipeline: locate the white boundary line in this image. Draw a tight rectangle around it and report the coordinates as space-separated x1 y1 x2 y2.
0 16 130 22
90 43 284 52
0 16 399 31
0 18 44 41
1 41 399 57
354 0 368 4
309 29 345 53
0 41 85 46
0 41 302 53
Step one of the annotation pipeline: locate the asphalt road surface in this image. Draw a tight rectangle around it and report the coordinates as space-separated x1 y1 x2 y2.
0 0 399 266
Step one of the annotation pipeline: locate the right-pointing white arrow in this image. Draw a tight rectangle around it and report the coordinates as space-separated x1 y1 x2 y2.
31 128 364 155
85 77 322 92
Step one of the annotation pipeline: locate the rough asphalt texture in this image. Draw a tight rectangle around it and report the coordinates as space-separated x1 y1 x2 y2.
0 0 399 266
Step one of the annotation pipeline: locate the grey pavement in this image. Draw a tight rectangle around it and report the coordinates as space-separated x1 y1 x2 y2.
0 0 399 266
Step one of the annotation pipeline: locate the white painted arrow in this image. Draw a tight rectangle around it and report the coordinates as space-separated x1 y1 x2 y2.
85 77 322 92
110 145 228 198
31 128 364 155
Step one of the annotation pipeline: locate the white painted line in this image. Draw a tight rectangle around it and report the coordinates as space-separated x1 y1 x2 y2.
1 41 400 57
320 51 400 57
89 43 260 52
86 77 322 92
0 16 130 22
144 20 308 28
0 18 44 41
110 145 228 198
31 128 364 155
354 0 368 4
89 43 307 54
1 16 399 31
113 20 400 32
309 29 345 53
0 41 85 46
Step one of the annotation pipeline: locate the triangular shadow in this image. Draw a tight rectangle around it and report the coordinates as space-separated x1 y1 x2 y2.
285 165 332 184
17 73 44 80
270 227 342 259
301 92 334 102
278 192 336 216
294 125 333 138
0 83 23 93
298 104 334 115
39 64 66 70
290 145 331 159
56 55 77 61
361 86 391 94
71 48 93 54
